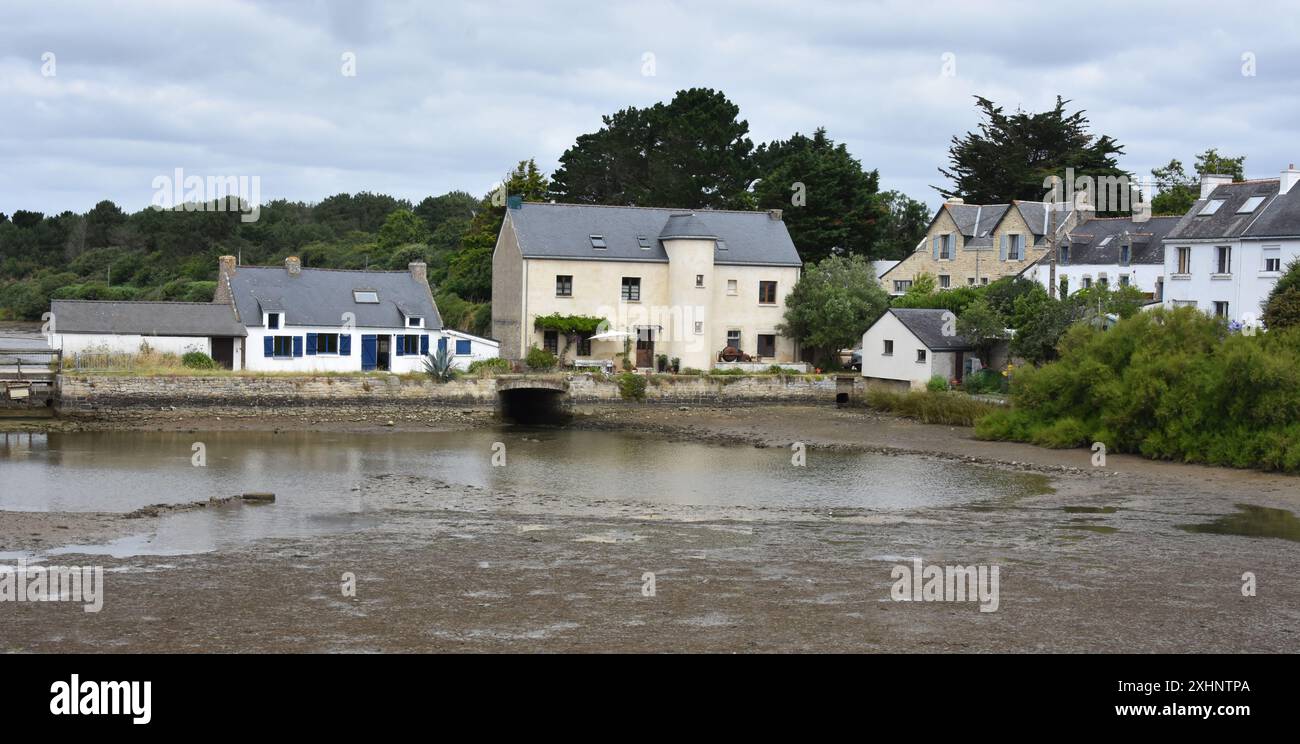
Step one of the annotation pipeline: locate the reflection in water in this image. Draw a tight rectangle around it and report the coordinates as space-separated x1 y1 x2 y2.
1177 504 1300 543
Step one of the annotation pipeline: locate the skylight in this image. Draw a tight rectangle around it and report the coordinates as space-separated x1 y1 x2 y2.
1099 235 1113 246
637 235 651 249
1237 196 1266 214
1199 199 1226 216
590 235 607 249
353 290 379 303
716 239 728 251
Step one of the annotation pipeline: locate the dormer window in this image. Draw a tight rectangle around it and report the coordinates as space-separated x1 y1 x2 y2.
1060 246 1070 264
353 290 379 303
267 312 281 330
590 235 607 249
1120 245 1131 265
407 316 422 328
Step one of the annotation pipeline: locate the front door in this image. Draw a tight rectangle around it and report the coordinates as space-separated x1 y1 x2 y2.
635 328 654 368
377 336 391 371
361 335 378 371
210 337 234 369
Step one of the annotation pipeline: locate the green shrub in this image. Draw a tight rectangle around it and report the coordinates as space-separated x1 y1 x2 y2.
182 351 217 369
962 368 1007 394
709 367 747 376
616 371 647 401
926 375 949 392
524 345 557 371
467 357 511 376
865 388 1001 427
679 367 705 375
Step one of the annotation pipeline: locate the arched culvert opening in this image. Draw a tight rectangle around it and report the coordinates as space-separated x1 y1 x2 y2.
835 392 849 408
498 388 571 425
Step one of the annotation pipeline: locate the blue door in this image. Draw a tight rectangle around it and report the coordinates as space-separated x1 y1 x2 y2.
361 335 378 371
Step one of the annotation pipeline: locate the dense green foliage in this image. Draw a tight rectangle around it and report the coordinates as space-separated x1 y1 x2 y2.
1150 149 1246 216
616 371 647 401
466 357 512 376
778 255 890 367
533 313 607 365
1263 258 1300 331
181 351 217 369
976 308 1300 471
524 345 557 371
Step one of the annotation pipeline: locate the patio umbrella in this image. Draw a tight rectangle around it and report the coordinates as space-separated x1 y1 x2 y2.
586 330 632 342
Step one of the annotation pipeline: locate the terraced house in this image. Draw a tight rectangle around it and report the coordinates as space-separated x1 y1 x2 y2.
1020 215 1180 300
880 198 1082 295
491 201 803 371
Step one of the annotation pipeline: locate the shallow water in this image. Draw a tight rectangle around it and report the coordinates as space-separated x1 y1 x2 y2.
1 428 1049 555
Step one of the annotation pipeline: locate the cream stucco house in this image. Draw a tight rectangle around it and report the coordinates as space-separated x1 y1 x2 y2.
491 202 803 370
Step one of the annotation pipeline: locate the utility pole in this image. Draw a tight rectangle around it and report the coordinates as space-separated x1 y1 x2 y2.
1047 202 1058 299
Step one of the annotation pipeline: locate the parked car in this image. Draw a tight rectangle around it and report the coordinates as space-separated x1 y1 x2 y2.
849 348 862 371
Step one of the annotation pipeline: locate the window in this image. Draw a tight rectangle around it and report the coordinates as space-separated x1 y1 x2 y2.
1082 277 1093 289
621 277 641 301
1156 277 1164 301
894 280 913 293
1006 234 1023 260
938 275 951 289
400 334 421 355
726 279 738 295
693 321 704 335
1216 245 1232 274
716 239 728 251
883 340 894 356
940 234 953 259
353 290 379 303
576 333 592 356
455 339 471 355
1120 274 1130 287
1198 199 1226 216
759 281 777 304
1119 245 1131 265
757 334 776 358
1060 246 1069 264
1099 276 1109 288
1173 300 1197 308
695 274 704 288
916 349 927 363
726 330 741 350
267 313 281 330
1237 196 1266 213
967 277 976 286
314 333 339 354
1177 247 1191 274
556 275 573 297
272 336 293 357
1264 248 1282 272
590 235 607 249
1214 301 1230 318
543 330 558 354
637 235 651 250
407 316 421 327
981 277 990 286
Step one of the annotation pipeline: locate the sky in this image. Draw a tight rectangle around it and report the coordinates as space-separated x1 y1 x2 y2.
2 0 1299 217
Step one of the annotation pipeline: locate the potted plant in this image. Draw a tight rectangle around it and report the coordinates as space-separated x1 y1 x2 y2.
670 357 680 374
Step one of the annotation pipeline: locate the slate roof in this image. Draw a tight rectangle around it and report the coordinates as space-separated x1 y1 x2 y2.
888 308 974 352
1059 216 1180 265
1164 180 1280 241
1244 182 1300 237
50 300 246 337
226 266 441 329
506 202 802 267
939 203 1009 249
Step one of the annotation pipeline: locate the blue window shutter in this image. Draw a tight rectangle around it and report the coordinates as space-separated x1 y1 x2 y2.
263 337 273 357
438 337 447 352
421 334 430 355
396 335 404 356
293 336 303 357
932 236 939 260
340 334 351 356
306 333 317 355
456 339 470 355
999 234 1007 261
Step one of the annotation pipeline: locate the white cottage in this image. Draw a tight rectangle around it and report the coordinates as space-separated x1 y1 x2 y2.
47 300 247 365
860 308 999 390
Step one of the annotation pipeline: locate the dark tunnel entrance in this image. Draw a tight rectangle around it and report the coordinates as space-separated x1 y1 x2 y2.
497 388 571 425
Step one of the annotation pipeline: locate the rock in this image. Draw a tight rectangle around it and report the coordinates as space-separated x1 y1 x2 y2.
241 492 276 503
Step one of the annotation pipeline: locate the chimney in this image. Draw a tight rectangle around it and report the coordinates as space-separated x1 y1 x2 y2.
409 261 428 285
945 197 964 205
214 255 237 305
1281 163 1299 195
768 208 783 221
285 256 302 276
1200 174 1234 199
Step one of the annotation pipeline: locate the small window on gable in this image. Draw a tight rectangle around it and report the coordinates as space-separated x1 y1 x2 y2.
916 349 927 363
267 312 280 330
590 235 607 249
408 316 422 327
1237 196 1266 214
637 235 651 250
353 290 379 303
1198 199 1226 216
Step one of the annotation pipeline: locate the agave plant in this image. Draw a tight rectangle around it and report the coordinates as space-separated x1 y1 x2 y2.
422 347 455 382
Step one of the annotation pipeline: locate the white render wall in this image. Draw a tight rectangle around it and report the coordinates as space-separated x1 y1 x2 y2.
48 332 213 357
243 325 440 374
1023 261 1165 297
439 331 499 370
1161 238 1300 324
861 312 937 388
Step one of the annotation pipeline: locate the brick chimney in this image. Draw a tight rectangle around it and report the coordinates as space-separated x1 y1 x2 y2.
285 256 302 275
214 255 237 304
409 261 428 285
1200 174 1234 199
1281 163 1299 195
768 208 783 221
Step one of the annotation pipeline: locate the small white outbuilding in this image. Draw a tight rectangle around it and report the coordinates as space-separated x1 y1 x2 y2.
860 308 992 390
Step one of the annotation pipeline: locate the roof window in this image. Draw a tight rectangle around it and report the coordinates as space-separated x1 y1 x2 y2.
1198 199 1226 216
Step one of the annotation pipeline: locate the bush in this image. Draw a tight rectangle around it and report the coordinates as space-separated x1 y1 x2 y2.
616 371 647 401
678 367 705 375
864 388 1001 427
975 307 1300 471
467 357 511 376
962 368 1007 394
181 351 217 369
524 346 557 371
709 367 747 375
926 375 949 392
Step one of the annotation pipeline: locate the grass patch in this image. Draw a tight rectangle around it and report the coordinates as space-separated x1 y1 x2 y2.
864 388 1002 427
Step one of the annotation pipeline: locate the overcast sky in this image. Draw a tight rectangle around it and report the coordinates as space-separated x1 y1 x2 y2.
3 0 1298 217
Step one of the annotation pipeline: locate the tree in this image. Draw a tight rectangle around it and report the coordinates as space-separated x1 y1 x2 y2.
549 88 757 209
752 128 885 263
84 200 127 248
1150 149 1247 216
875 191 932 260
956 298 1008 367
1263 258 1300 331
778 255 890 367
937 96 1126 205
376 209 428 252
446 159 550 302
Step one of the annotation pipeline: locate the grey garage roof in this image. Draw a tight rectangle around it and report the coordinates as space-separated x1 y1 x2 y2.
506 202 802 266
50 300 246 337
227 266 441 329
888 308 974 352
1061 216 1180 265
1165 180 1280 241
